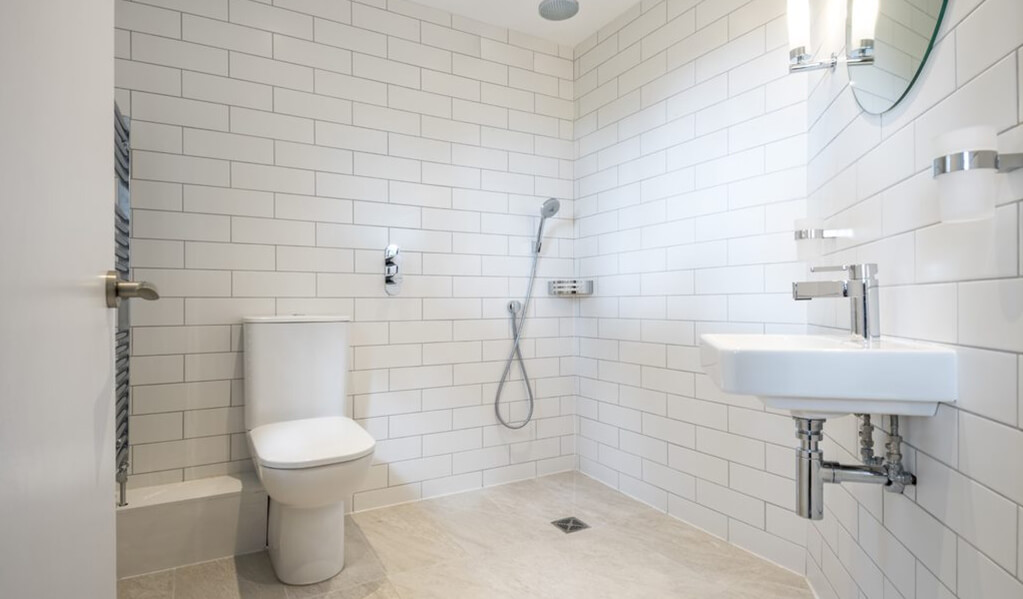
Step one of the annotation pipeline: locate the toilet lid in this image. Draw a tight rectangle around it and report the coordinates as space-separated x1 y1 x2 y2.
249 417 376 470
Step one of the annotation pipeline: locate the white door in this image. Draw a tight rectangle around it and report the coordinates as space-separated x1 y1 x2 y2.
0 1 117 597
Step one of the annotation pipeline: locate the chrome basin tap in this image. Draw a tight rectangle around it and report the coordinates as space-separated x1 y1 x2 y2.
793 263 879 341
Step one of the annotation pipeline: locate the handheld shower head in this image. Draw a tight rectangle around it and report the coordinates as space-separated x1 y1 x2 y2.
540 198 561 219
534 198 561 254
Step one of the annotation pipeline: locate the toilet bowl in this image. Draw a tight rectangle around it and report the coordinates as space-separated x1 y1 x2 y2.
243 316 375 585
249 416 375 584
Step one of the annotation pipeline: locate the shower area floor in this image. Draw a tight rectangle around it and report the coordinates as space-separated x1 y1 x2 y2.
117 472 813 599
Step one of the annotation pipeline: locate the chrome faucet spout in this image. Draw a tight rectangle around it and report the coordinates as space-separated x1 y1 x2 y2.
791 263 880 341
792 280 848 300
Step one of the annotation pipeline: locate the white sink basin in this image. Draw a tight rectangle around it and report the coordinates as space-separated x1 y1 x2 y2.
700 334 957 419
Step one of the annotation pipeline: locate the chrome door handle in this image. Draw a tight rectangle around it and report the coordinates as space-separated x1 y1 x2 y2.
105 270 160 308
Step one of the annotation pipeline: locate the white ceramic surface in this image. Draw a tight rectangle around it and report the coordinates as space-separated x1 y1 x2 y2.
244 316 375 584
250 417 376 470
700 334 958 418
243 316 351 430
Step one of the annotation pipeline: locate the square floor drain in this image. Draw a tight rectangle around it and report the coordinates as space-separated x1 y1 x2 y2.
551 516 590 533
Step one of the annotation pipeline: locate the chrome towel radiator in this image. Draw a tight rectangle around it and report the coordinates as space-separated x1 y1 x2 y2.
110 105 160 506
114 105 131 507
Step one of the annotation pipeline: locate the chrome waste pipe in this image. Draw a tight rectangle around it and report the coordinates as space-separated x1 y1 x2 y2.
795 418 826 520
794 415 914 520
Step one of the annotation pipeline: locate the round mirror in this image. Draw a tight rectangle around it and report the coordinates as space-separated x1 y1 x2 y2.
848 0 948 114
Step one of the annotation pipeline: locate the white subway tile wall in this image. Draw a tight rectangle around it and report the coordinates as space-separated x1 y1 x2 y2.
571 0 814 582
117 0 577 499
117 0 1023 595
575 1 1023 599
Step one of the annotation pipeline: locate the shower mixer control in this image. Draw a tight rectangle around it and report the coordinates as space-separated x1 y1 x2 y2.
384 244 402 296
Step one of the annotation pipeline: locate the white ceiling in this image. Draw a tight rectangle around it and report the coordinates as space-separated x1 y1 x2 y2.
413 0 640 47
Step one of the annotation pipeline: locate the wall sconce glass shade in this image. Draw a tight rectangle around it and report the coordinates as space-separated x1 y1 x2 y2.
849 0 878 56
787 0 811 64
932 126 999 223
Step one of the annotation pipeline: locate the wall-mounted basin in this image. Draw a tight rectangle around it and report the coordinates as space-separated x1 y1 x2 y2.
700 334 957 419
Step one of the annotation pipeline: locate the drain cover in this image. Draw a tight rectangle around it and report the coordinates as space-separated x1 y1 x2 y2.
551 516 589 533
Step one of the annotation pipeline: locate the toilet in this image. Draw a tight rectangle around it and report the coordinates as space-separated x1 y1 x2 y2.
243 316 375 585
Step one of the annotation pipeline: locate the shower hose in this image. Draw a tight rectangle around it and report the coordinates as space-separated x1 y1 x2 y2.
493 247 542 429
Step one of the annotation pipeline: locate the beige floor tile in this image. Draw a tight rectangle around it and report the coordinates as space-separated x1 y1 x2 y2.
173 553 286 599
318 579 402 599
481 472 658 528
118 473 813 599
352 502 470 574
117 569 174 599
172 559 244 599
233 552 290 599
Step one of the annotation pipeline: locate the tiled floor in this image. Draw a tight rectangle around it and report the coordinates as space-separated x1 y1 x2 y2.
117 472 814 599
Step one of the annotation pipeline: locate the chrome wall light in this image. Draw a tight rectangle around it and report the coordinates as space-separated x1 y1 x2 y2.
932 126 1023 222
788 0 877 73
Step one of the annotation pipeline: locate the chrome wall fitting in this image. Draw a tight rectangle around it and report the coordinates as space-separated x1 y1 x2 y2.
793 263 879 342
933 149 1023 176
547 280 593 297
789 50 874 73
793 228 853 241
384 244 402 296
794 415 915 520
858 414 883 466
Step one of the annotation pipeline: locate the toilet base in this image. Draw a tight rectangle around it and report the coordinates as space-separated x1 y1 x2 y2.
267 499 345 585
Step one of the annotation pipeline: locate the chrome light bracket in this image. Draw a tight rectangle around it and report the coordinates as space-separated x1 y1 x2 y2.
789 48 875 74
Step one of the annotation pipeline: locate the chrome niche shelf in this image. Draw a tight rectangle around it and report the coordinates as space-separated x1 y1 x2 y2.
548 280 594 297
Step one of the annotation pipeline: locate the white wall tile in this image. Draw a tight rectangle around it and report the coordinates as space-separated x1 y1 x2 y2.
132 33 229 75
229 0 312 39
183 14 271 56
957 539 1023 599
183 129 273 164
116 59 181 96
132 93 228 131
916 453 1018 572
958 278 1023 353
182 72 272 110
959 411 1023 505
231 163 315 195
229 53 314 91
274 0 350 24
313 18 387 56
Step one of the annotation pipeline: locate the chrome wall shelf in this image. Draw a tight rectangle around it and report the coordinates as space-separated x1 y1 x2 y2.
548 280 593 297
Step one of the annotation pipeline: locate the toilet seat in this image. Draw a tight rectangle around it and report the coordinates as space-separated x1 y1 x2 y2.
249 416 375 470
